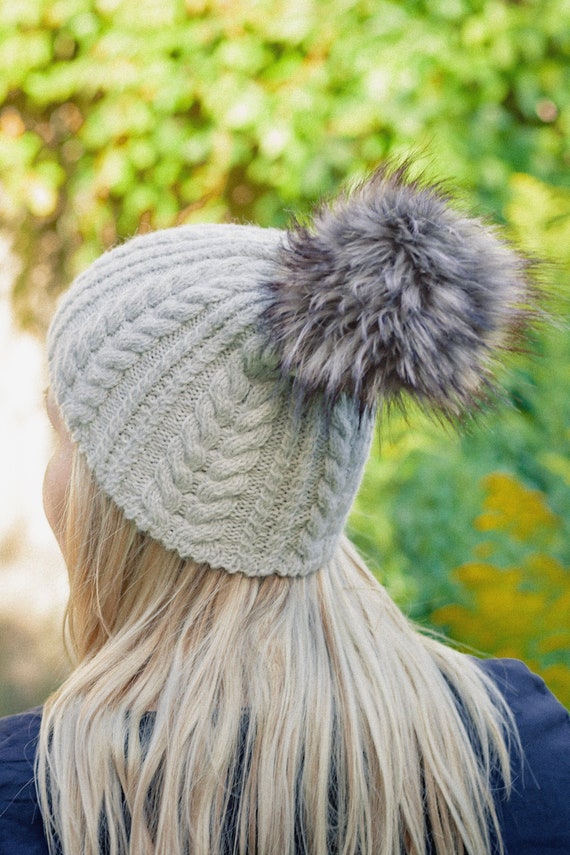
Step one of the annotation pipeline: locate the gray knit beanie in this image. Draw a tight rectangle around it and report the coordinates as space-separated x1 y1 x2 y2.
47 164 533 577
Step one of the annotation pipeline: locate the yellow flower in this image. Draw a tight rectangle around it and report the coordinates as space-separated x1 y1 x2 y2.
475 472 558 541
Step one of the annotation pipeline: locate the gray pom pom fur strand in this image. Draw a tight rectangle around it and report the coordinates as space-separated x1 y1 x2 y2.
263 162 535 417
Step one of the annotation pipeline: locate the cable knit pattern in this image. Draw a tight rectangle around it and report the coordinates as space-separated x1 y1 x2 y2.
48 223 375 576
47 181 531 577
48 164 530 578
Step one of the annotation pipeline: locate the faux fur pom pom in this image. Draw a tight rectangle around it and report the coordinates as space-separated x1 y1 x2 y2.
263 163 536 417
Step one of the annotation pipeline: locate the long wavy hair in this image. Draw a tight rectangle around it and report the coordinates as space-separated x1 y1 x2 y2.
37 447 517 855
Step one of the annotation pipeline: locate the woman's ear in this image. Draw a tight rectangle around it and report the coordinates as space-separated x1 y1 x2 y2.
43 389 74 552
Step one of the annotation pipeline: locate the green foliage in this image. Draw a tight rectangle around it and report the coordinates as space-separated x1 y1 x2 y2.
1 0 569 329
1 0 569 705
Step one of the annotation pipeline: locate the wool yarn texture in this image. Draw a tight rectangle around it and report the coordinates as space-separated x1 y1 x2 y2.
47 165 534 578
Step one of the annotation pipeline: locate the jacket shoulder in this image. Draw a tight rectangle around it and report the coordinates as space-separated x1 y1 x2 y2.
0 707 49 855
0 707 42 763
477 658 570 854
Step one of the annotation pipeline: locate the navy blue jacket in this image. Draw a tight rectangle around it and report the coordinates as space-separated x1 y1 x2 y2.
1 658 569 854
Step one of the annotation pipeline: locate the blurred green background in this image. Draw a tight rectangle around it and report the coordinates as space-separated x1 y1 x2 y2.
0 0 569 713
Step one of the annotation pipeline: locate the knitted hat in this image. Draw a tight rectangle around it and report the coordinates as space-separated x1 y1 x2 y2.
47 164 533 577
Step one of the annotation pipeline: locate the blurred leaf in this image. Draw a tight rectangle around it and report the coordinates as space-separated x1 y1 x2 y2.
1 0 570 709
431 476 570 708
475 472 559 542
1 0 568 331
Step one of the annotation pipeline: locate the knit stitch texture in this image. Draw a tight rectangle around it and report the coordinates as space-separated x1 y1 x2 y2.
48 166 533 578
48 224 374 577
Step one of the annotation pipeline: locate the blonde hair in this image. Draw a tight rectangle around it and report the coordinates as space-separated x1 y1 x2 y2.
37 449 516 855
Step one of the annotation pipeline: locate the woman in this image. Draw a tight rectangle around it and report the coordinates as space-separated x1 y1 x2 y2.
1 164 569 854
